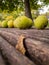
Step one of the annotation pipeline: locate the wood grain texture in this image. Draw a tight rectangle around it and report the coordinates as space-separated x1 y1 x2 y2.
0 52 6 65
0 28 49 65
0 36 35 65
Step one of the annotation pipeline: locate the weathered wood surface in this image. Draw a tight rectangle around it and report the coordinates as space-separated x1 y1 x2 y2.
0 28 49 65
25 38 49 65
0 36 35 65
0 52 6 65
0 28 49 49
0 28 49 44
0 28 49 41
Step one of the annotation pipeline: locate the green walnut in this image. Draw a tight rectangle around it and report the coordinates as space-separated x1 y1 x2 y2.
8 20 14 28
14 16 33 29
0 21 2 27
34 15 48 29
2 20 8 28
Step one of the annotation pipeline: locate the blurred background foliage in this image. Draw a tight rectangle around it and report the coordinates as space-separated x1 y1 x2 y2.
0 0 49 23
